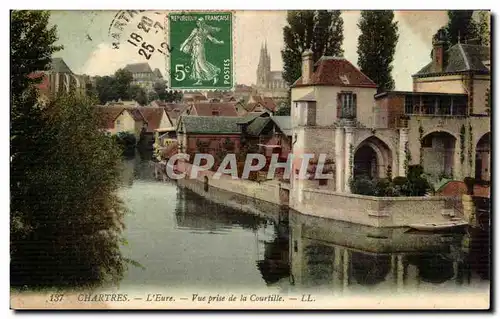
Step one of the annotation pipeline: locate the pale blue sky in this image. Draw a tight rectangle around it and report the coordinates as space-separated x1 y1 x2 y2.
49 10 449 90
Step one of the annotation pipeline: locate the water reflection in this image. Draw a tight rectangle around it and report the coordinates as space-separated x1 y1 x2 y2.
119 153 489 294
289 212 490 293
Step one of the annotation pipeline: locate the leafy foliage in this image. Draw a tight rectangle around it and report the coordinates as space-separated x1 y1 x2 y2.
430 11 489 58
130 85 148 106
11 10 126 289
349 165 431 197
113 131 137 150
357 10 399 93
281 10 344 86
153 80 183 102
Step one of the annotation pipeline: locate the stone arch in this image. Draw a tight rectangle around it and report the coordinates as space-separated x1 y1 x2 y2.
475 132 490 182
421 131 457 181
353 136 393 179
351 252 391 286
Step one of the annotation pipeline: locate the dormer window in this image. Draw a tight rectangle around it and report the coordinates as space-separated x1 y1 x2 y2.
339 74 350 85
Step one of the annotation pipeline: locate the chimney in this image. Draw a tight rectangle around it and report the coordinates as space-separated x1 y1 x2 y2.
432 28 447 73
301 49 314 85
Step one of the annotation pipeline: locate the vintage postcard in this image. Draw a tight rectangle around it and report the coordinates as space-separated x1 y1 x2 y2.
10 9 491 310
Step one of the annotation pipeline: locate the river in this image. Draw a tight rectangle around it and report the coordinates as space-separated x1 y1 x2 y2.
116 151 490 298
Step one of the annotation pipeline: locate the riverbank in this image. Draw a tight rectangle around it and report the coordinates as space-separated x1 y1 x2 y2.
173 162 466 228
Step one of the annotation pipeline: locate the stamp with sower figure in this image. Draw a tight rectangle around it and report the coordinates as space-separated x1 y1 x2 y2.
168 12 233 90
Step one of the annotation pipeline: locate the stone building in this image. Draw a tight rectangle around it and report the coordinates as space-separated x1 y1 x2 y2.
123 63 162 92
254 42 288 100
289 35 491 212
32 58 87 101
290 49 404 208
376 33 491 183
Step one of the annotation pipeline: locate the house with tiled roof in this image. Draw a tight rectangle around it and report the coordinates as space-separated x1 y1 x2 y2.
245 95 279 114
186 102 238 117
150 101 189 127
176 116 242 161
96 106 146 141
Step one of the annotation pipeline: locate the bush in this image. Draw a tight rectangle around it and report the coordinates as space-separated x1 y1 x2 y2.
408 176 432 196
114 131 136 150
374 178 391 196
349 176 376 196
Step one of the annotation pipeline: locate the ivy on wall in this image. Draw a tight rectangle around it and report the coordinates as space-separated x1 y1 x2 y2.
460 124 466 164
418 124 424 164
349 143 354 182
404 141 411 175
468 123 473 169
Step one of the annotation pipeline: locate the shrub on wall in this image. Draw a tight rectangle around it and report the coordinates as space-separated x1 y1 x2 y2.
350 165 432 197
349 176 376 196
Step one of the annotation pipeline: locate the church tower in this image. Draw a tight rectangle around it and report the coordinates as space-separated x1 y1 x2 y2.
256 41 271 88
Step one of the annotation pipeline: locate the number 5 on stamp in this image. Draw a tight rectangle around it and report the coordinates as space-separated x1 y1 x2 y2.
168 12 233 90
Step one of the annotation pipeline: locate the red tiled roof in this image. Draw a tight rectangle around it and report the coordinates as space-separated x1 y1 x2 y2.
139 107 170 132
292 57 377 88
262 97 277 111
96 107 125 129
127 108 145 122
192 102 238 117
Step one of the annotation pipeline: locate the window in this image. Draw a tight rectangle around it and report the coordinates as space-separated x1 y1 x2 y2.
116 119 121 129
338 92 357 119
404 96 414 114
319 179 328 186
212 110 220 116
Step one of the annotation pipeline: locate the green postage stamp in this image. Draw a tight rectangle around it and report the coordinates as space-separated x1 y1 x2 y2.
168 12 233 90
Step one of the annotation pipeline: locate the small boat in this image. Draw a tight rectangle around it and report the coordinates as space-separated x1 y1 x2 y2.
408 220 468 231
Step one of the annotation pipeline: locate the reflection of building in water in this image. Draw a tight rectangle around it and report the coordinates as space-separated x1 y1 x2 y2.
289 212 488 292
175 187 291 287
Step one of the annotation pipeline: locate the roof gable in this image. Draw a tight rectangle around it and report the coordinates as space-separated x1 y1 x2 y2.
123 63 153 74
138 107 170 132
413 43 490 77
50 58 73 74
292 57 377 88
96 107 125 129
192 102 238 117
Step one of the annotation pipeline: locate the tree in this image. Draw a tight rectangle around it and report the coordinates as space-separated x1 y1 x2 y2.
281 10 344 86
153 80 167 100
114 68 133 100
445 11 478 46
11 10 127 289
130 85 148 106
147 90 159 103
95 75 118 104
153 80 183 102
357 10 399 93
476 11 490 46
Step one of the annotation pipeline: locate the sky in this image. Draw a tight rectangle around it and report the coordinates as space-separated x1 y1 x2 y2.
49 10 449 91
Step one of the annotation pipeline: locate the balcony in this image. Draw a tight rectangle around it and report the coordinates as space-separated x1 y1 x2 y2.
404 93 468 117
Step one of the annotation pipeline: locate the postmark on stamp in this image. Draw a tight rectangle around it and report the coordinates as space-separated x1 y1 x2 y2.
167 12 233 90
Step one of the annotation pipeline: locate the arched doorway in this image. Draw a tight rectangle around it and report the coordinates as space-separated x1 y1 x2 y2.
353 136 393 179
421 131 457 181
475 132 490 182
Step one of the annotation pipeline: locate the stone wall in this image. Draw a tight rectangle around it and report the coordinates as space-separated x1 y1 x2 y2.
176 162 284 207
294 188 458 227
